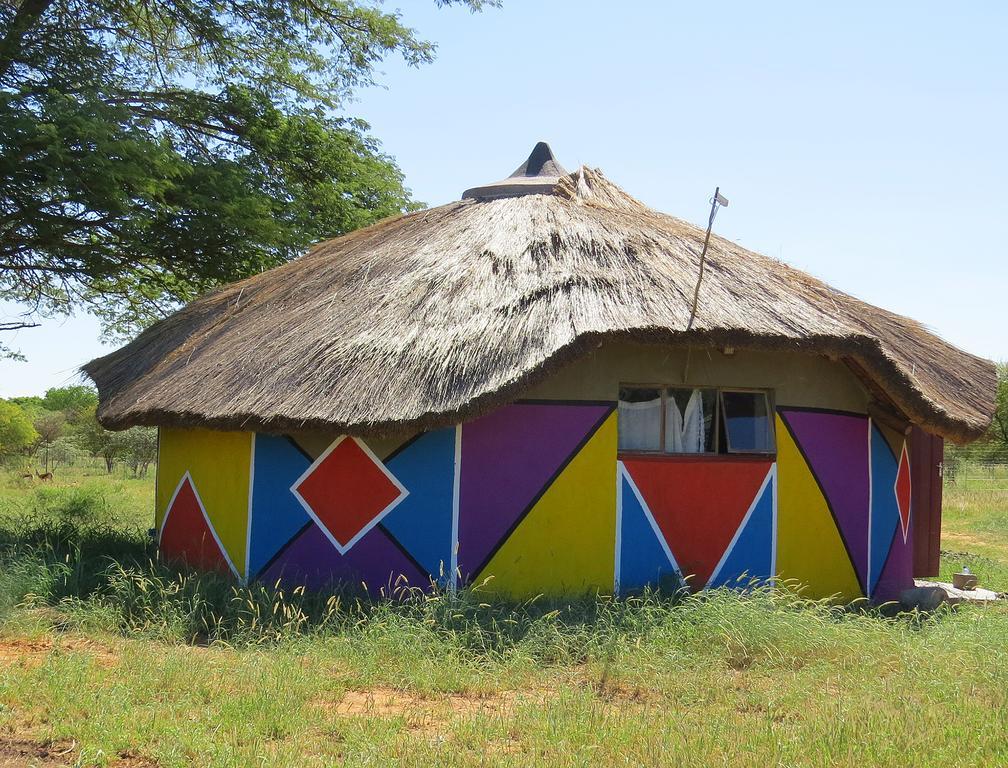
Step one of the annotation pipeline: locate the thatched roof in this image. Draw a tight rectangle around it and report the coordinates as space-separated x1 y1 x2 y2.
84 144 996 444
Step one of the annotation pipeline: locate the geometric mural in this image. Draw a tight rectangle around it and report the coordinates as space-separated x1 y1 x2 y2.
290 436 407 554
896 443 912 544
247 434 312 580
869 423 901 597
155 402 917 602
776 412 863 600
156 428 252 579
455 402 615 585
159 473 237 576
706 466 776 589
778 409 869 593
258 519 427 593
381 428 458 584
474 410 617 596
615 461 682 592
620 456 774 591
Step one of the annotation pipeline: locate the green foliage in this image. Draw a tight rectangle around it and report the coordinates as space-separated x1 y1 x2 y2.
0 398 37 457
120 426 157 477
74 404 127 472
992 361 1008 447
41 384 97 417
0 0 493 340
27 482 112 522
32 408 64 443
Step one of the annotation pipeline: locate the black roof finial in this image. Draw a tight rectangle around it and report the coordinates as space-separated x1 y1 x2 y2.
462 142 567 200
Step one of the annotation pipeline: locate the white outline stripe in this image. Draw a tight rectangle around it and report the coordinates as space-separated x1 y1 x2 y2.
707 464 776 588
243 433 256 584
896 441 912 544
867 418 874 597
160 471 240 578
614 461 625 593
769 462 778 584
449 424 462 592
289 435 410 555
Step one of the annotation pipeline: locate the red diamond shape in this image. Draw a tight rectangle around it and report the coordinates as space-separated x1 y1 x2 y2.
895 442 912 543
291 436 407 553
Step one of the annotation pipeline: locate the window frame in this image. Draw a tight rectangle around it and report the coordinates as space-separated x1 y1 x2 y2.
717 388 776 455
617 383 775 458
616 382 669 455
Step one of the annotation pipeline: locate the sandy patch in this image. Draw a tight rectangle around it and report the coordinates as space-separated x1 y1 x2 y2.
0 737 75 768
317 686 526 720
0 737 157 767
0 635 119 670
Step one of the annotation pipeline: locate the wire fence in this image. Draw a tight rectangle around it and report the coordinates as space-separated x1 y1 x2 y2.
944 451 1008 491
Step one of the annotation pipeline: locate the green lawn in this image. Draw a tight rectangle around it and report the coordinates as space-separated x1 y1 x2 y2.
0 465 1005 767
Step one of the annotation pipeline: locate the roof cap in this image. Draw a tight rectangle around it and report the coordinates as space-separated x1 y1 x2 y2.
462 142 567 200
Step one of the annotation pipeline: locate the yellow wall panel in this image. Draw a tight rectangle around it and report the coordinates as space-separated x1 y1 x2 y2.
775 415 862 600
478 413 617 597
156 428 252 579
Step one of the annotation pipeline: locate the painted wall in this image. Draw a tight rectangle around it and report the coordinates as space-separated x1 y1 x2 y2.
154 345 915 602
523 341 870 413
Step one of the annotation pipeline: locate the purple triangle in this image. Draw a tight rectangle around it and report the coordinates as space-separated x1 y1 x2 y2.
457 402 612 581
780 410 870 592
872 524 913 603
260 522 427 595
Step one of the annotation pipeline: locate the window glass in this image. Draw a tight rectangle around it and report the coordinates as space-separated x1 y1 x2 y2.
618 386 662 451
665 388 716 453
720 390 772 452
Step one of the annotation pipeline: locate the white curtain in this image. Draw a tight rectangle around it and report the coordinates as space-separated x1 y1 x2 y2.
618 398 662 451
665 389 706 453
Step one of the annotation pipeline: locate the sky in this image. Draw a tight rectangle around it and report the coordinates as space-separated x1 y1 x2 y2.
1 0 1005 397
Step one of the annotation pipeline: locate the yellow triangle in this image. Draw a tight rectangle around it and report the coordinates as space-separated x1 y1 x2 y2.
775 415 862 600
156 428 252 579
477 413 618 598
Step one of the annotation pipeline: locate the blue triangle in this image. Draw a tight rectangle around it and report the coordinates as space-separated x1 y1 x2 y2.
618 468 681 592
869 424 900 596
248 435 312 579
382 428 457 582
707 473 774 589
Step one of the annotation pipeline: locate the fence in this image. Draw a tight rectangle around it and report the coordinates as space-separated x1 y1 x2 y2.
944 453 1008 491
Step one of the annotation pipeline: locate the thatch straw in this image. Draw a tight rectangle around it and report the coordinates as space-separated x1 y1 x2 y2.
83 167 995 444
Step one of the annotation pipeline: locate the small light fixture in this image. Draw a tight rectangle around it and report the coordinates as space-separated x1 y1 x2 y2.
722 345 735 356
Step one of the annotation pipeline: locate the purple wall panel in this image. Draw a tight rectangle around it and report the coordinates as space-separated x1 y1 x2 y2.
456 402 612 580
260 522 426 594
779 410 870 592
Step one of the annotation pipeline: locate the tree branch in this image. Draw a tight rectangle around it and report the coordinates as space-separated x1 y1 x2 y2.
0 320 40 332
0 0 56 81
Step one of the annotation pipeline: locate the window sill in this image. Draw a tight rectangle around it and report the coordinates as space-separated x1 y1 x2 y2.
618 452 776 463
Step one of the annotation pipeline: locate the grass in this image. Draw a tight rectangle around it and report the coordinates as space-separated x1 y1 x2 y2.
0 465 1005 767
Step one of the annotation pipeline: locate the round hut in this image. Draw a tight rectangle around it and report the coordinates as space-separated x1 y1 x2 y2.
85 143 996 602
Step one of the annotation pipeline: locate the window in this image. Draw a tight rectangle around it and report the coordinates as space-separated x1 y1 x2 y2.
618 385 774 455
720 390 773 453
616 386 662 451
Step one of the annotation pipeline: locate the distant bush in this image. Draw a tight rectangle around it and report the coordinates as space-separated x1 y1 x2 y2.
28 483 113 523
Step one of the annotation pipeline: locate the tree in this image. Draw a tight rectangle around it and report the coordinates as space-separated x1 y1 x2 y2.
33 409 64 471
41 384 98 419
122 426 157 477
0 0 494 351
0 398 37 459
75 404 125 472
991 362 1008 448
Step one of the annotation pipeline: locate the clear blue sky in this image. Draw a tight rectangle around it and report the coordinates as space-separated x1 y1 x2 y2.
1 0 1004 397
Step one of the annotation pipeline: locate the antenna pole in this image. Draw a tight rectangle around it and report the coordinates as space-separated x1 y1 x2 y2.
686 186 727 331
